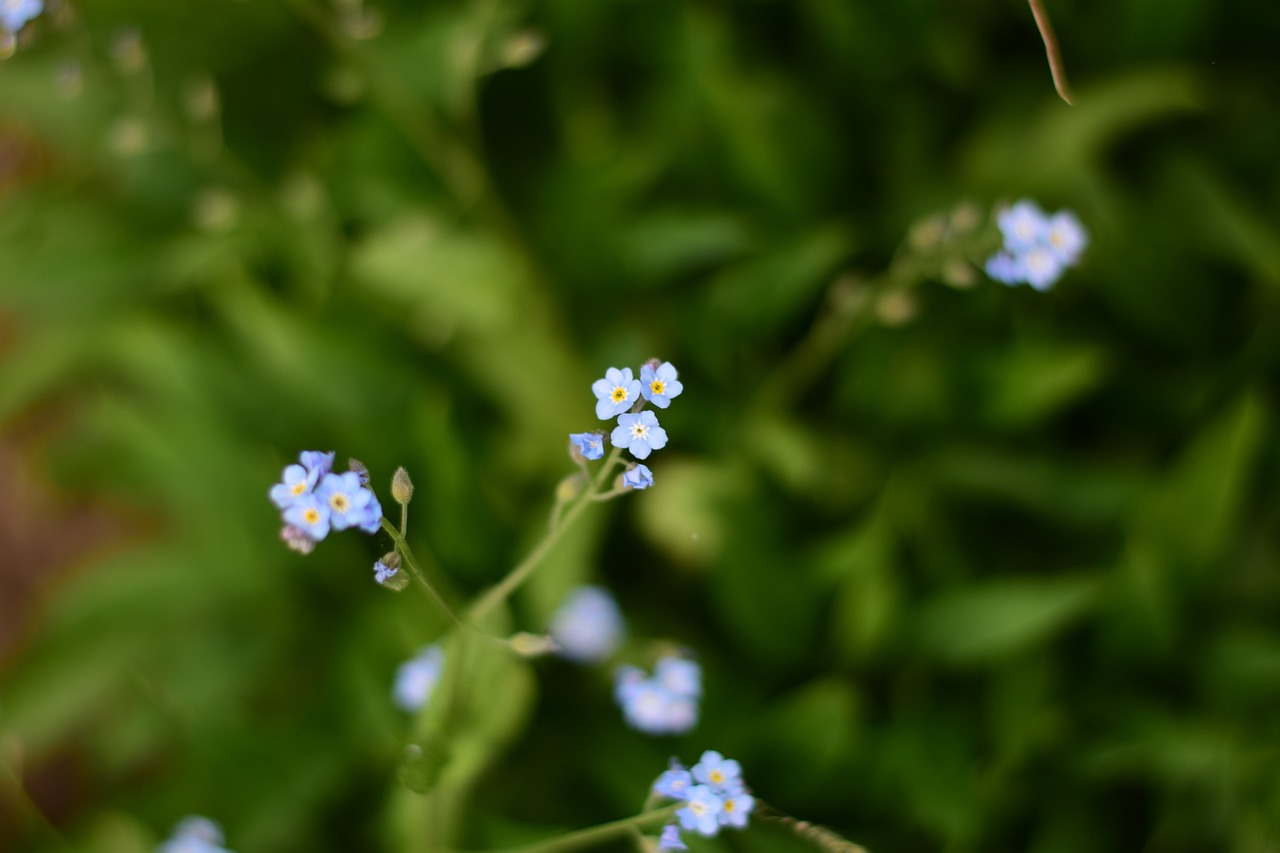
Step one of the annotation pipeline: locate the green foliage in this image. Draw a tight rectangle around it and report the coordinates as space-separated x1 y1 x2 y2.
3 1 1280 852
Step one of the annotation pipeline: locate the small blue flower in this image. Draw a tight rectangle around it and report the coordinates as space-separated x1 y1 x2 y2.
611 411 667 460
613 655 701 735
640 361 684 408
592 367 641 420
655 655 701 699
1 0 43 33
719 789 755 829
1020 245 1065 291
299 450 335 479
569 432 605 461
653 760 694 800
1045 210 1088 263
393 644 444 712
983 251 1020 285
676 785 724 837
658 824 688 851
549 585 625 663
315 471 382 533
622 464 653 490
691 750 742 793
374 559 399 585
997 200 1048 254
283 494 331 542
270 464 318 509
985 199 1086 291
157 815 234 853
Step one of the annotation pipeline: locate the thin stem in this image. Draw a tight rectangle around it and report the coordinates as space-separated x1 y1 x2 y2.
1027 0 1074 105
755 800 869 853
458 805 678 853
382 517 462 627
468 447 624 623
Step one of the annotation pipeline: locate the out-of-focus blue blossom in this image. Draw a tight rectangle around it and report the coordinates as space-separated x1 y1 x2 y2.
653 760 694 800
613 654 700 735
569 432 605 461
640 361 684 408
548 585 625 663
283 494 330 542
373 559 398 585
592 367 641 420
157 815 234 853
393 644 444 712
316 471 382 533
611 411 667 460
299 450 335 479
269 463 317 509
655 656 701 699
985 199 1087 290
658 824 689 851
676 785 724 837
622 464 653 490
691 750 741 791
1 0 42 33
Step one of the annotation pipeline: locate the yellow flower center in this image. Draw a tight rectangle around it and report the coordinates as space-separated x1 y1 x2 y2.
690 801 707 816
610 386 629 403
291 480 307 495
724 799 736 813
330 494 350 513
630 422 650 440
710 770 725 785
650 379 666 395
303 508 321 524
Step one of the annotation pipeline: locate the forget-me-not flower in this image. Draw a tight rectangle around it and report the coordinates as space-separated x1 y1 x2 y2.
622 464 653 490
985 199 1087 290
653 760 694 800
1046 210 1087 263
283 494 331 542
655 656 701 699
568 432 605 461
157 815 234 853
1 0 42 33
316 471 382 533
692 750 741 791
593 367 641 420
640 361 683 408
652 750 754 847
677 785 724 837
548 585 625 663
373 559 399 585
613 654 701 735
719 789 755 829
658 824 688 851
611 411 667 460
393 644 444 712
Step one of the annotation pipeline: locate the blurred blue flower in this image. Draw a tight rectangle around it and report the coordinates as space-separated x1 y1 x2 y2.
157 815 233 853
983 251 1020 285
611 411 667 460
676 785 723 837
1 0 42 33
549 585 625 663
1046 210 1088 263
655 656 701 699
1020 245 1065 291
592 367 641 420
657 824 688 851
640 361 684 408
283 494 330 542
316 471 382 533
298 450 335 478
613 654 700 735
691 750 741 792
719 788 755 829
393 644 444 712
997 199 1048 254
269 463 316 509
985 199 1087 290
568 432 605 461
622 464 653 490
653 760 694 800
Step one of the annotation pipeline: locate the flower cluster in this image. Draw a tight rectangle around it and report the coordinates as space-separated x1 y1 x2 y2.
570 360 684 490
985 199 1088 290
157 816 234 853
393 644 444 713
614 654 701 735
269 451 382 553
652 751 755 848
548 585 625 663
1 0 42 35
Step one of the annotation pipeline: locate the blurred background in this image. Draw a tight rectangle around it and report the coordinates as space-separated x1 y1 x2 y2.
3 0 1280 850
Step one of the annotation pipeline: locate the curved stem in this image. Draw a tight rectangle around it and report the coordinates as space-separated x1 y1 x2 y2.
457 805 678 853
381 517 462 627
1028 0 1074 105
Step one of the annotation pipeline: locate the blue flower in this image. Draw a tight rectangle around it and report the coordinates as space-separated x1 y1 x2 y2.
270 464 318 509
622 464 653 490
691 750 742 793
315 471 382 533
1019 245 1065 291
658 824 688 851
568 432 605 461
985 199 1087 291
1 0 42 33
548 585 625 663
592 367 641 420
299 450 335 479
997 200 1048 254
653 760 694 800
719 789 755 829
676 785 724 837
611 411 667 460
283 494 330 542
1045 210 1088 263
640 361 684 408
983 251 1020 285
613 654 701 735
157 815 234 853
655 655 701 699
393 644 444 712
373 559 399 585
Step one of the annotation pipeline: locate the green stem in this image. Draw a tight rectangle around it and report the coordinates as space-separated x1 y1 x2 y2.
468 447 624 623
382 517 462 627
458 805 678 853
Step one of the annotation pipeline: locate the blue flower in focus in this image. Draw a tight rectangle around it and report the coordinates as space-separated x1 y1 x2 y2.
658 824 688 851
985 199 1087 290
157 815 234 853
373 559 398 585
613 654 700 735
653 760 694 800
640 361 684 408
283 494 330 542
1 0 42 33
299 450 335 479
676 785 724 837
592 367 641 420
691 750 741 792
611 411 667 460
569 432 605 461
549 585 625 663
393 644 444 712
316 471 382 533
719 788 755 829
269 464 315 509
622 464 653 490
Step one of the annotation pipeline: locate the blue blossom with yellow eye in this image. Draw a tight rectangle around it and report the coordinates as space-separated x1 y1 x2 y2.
640 362 683 408
569 432 605 461
653 750 755 847
622 464 653 490
677 785 724 837
985 199 1087 290
315 471 382 533
611 411 667 460
283 494 330 542
592 367 641 420
1 0 43 33
691 750 741 791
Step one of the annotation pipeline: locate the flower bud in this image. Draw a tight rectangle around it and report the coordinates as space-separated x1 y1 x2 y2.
391 466 414 504
348 458 370 486
509 632 559 658
556 472 585 503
